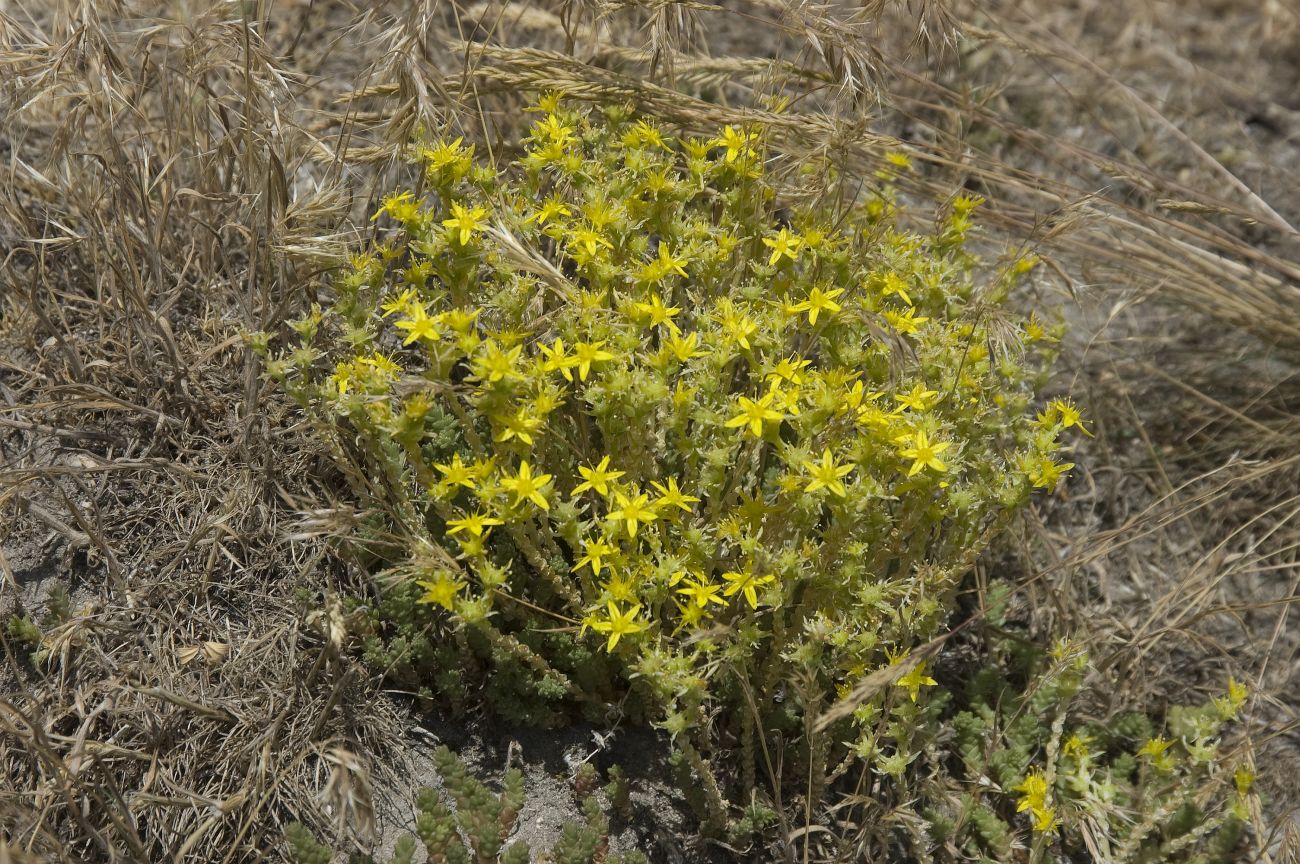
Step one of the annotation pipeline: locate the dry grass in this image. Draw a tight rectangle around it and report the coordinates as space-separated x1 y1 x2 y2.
0 0 1296 860
0 3 402 859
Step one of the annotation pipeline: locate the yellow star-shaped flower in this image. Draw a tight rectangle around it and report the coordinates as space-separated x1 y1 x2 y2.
724 393 783 438
416 574 466 611
675 575 727 609
572 537 618 576
572 341 614 381
665 331 708 362
884 307 929 335
589 602 646 652
803 448 855 497
721 563 775 610
607 491 658 539
444 511 503 538
650 477 700 514
631 292 682 333
714 125 757 163
880 272 912 305
894 384 939 412
572 456 625 498
1048 397 1092 436
525 196 572 226
394 305 441 345
500 460 553 510
790 286 843 326
762 228 802 266
898 429 950 476
895 660 937 702
441 201 488 245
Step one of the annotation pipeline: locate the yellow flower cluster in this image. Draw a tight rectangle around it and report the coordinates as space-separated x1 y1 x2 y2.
1015 768 1059 833
269 95 1080 762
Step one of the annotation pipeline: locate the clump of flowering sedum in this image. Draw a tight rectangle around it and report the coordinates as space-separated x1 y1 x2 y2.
260 96 1083 824
939 616 1254 864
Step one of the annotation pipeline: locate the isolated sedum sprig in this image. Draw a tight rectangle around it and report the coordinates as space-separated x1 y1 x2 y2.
285 746 646 864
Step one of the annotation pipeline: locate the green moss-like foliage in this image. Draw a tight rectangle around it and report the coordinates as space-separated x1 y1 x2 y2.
286 747 644 864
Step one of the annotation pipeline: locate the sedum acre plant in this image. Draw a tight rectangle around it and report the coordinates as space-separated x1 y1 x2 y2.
932 591 1254 864
252 95 1259 859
